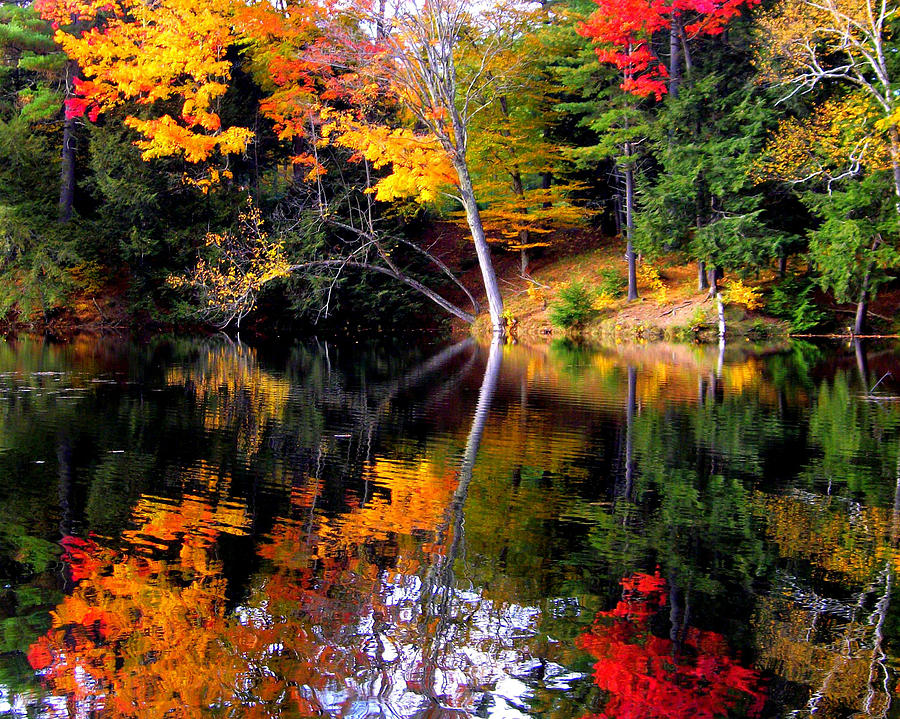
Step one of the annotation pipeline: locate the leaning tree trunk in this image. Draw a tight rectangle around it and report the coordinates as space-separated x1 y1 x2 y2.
854 275 871 336
854 238 882 335
455 161 506 338
624 144 638 301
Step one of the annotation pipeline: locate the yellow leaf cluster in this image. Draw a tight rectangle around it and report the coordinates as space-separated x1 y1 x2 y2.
181 168 234 194
593 290 616 310
755 0 877 83
46 0 253 162
722 278 763 309
752 94 889 183
323 111 457 204
167 200 291 324
637 263 668 305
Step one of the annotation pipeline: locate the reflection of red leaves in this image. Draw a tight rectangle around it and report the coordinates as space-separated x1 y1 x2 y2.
577 573 766 719
26 642 52 670
60 535 102 582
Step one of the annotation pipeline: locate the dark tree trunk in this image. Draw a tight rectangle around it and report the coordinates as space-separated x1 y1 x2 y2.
854 292 869 336
707 265 721 298
59 112 76 223
624 147 638 301
679 22 693 79
778 253 788 277
669 14 682 98
501 95 531 276
698 260 708 291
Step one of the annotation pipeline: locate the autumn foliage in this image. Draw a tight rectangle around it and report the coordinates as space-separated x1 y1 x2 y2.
579 0 760 98
577 572 766 719
36 0 254 162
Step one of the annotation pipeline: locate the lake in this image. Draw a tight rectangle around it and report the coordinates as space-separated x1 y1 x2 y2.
0 335 898 718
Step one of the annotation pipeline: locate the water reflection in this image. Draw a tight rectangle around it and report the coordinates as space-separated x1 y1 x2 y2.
0 337 895 717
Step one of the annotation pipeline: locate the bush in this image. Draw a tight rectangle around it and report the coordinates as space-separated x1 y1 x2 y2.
722 279 763 310
767 276 828 332
598 268 627 297
550 281 596 330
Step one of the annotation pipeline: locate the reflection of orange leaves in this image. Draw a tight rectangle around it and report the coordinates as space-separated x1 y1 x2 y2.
28 493 249 716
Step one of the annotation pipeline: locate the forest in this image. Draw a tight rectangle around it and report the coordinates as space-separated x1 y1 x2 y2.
0 0 898 339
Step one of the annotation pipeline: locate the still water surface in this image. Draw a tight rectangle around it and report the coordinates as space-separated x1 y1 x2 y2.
0 336 898 718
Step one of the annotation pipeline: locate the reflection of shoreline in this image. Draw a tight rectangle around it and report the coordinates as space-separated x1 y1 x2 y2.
5 335 900 719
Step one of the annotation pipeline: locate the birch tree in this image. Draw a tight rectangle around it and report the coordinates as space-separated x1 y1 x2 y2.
367 0 524 337
756 0 900 334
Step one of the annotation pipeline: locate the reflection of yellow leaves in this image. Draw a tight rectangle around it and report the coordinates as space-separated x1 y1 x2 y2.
165 344 291 456
753 490 891 583
723 359 761 395
752 596 877 711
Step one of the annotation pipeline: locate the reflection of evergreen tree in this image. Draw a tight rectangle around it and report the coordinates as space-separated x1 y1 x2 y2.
0 337 897 717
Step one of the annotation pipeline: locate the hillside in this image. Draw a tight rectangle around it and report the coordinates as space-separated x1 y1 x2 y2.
438 227 900 343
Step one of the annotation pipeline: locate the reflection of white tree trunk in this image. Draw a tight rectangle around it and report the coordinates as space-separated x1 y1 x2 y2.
419 339 503 708
797 459 898 718
623 365 636 501
862 452 900 717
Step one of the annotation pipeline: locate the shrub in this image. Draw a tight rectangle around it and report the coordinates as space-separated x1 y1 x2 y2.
767 276 827 332
550 281 596 329
598 268 627 297
689 306 707 328
637 264 668 304
722 279 763 310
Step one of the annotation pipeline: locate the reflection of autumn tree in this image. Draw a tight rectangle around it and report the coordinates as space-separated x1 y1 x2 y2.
28 487 251 717
27 340 546 718
166 340 293 456
577 572 765 719
751 466 899 718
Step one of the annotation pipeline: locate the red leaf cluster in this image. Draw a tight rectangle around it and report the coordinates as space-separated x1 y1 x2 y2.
579 0 759 99
576 572 766 719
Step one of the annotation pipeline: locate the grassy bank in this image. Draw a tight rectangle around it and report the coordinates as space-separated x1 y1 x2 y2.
457 232 898 343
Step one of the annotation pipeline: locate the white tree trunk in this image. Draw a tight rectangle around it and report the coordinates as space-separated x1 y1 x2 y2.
456 161 506 337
